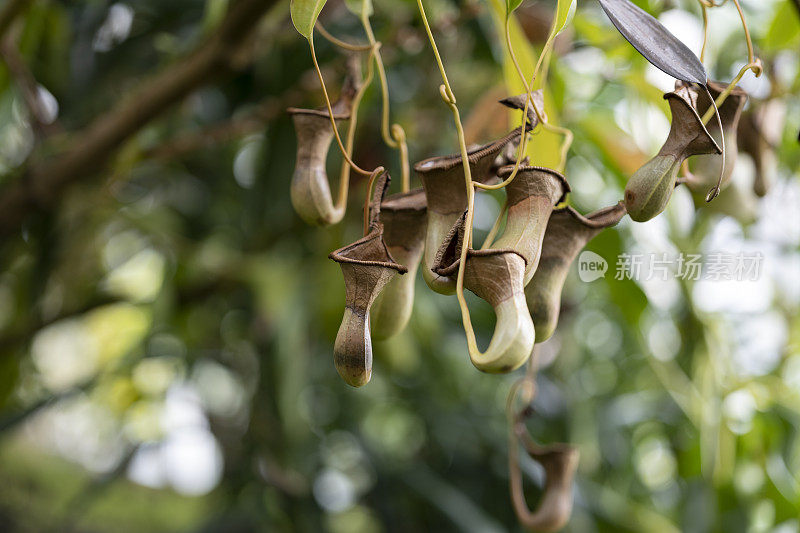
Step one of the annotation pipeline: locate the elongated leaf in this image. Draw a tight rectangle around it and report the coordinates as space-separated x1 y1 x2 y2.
345 0 372 17
553 0 576 36
487 0 562 168
506 0 524 14
290 0 328 40
597 0 706 84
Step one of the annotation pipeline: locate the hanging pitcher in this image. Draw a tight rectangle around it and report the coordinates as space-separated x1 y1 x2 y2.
416 91 545 294
288 58 360 225
329 172 407 387
433 213 534 373
624 85 721 222
525 202 626 343
493 165 570 285
370 188 427 340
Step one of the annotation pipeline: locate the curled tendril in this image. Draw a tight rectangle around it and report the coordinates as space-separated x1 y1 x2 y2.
702 84 726 202
439 83 456 105
308 35 375 177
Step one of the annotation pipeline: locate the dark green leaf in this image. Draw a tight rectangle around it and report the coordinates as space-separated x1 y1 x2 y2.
598 0 706 84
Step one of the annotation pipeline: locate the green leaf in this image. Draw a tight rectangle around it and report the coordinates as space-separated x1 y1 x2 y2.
487 0 562 169
762 1 800 52
506 0 524 15
553 0 576 36
290 0 328 40
345 0 373 17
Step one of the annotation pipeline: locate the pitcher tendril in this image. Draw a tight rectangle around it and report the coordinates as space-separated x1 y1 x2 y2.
360 3 412 191
308 34 375 177
414 0 485 362
699 3 709 62
315 22 372 51
702 84 725 202
695 0 761 201
337 47 378 214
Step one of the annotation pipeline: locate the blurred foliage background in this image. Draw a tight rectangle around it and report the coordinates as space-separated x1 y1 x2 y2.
0 0 798 531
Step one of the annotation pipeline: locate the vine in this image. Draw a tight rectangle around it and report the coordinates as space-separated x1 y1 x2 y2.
288 0 775 527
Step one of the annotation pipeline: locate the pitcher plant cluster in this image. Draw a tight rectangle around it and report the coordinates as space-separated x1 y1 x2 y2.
288 0 775 530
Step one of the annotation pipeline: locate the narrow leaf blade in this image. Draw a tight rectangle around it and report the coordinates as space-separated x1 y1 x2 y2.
554 0 576 35
506 0 524 14
290 0 328 40
597 0 706 84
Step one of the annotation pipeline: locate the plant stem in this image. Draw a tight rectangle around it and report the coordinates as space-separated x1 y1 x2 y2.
698 0 762 124
0 0 30 41
696 0 761 202
415 1 456 104
474 15 537 192
361 7 411 191
732 0 756 66
699 0 758 73
415 0 480 356
494 9 573 184
315 22 372 51
308 34 373 176
0 0 280 238
531 11 558 88
699 3 709 62
700 60 761 125
336 48 377 212
702 84 725 202
526 5 573 173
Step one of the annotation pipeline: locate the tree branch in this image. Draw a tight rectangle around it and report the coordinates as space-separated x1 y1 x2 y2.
144 90 298 160
0 0 280 239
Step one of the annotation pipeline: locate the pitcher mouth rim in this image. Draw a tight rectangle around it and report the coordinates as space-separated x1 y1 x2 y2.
496 164 572 205
551 201 627 230
329 225 409 274
663 91 722 155
381 188 427 213
433 247 527 278
413 127 524 175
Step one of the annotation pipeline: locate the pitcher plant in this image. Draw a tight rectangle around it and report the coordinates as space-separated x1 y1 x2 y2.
329 172 407 387
624 85 721 222
370 188 427 340
525 202 626 343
